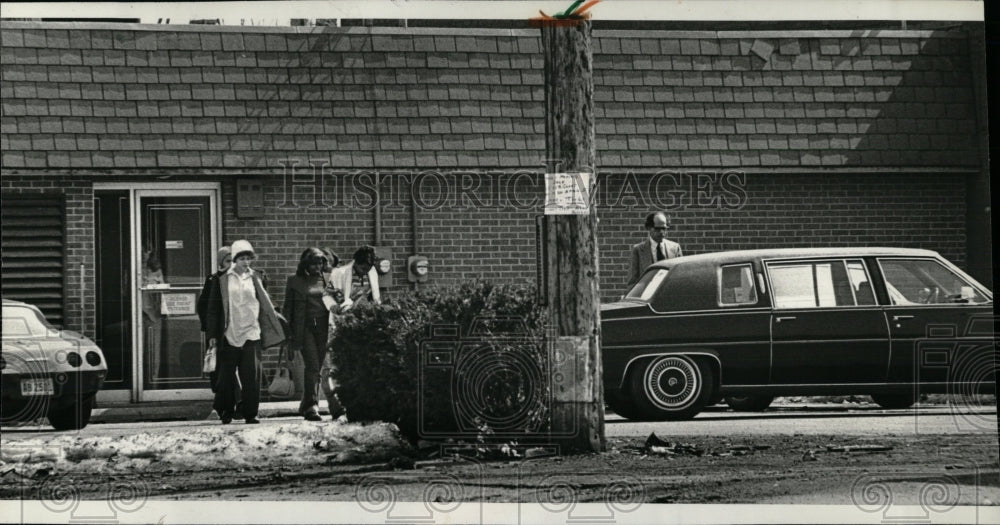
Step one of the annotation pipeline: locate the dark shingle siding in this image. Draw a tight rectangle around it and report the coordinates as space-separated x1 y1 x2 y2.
0 25 981 171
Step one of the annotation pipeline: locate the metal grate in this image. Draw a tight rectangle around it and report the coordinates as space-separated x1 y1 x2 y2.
1 195 65 326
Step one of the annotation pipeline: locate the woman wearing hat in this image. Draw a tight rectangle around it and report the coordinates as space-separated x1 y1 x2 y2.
283 247 334 421
205 240 285 424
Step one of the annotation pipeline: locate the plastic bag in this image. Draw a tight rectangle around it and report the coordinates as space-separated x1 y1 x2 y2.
202 342 217 374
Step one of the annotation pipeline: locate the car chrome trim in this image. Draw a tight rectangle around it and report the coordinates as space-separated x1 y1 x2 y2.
880 309 893 380
771 337 894 344
608 341 767 350
886 335 994 342
603 308 773 320
617 351 723 389
879 303 993 309
725 382 981 388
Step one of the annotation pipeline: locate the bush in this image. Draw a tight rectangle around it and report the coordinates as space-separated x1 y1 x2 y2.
329 280 547 443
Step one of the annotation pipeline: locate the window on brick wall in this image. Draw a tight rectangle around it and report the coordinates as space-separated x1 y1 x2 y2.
0 194 65 326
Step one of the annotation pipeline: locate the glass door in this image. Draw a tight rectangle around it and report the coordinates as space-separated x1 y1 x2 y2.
135 190 218 401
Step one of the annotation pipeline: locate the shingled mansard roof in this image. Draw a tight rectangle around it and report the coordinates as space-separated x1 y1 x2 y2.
0 23 980 172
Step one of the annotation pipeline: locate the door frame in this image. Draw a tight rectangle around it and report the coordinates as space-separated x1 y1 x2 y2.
93 182 222 403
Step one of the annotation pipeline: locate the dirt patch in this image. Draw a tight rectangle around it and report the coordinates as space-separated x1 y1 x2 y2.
4 433 996 506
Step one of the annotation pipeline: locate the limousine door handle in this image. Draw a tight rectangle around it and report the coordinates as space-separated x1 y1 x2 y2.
892 315 914 321
775 316 797 323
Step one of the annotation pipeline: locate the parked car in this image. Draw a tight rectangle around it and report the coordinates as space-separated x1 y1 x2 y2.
601 248 994 421
1 299 107 430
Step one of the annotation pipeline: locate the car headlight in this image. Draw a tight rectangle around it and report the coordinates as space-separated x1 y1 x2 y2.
85 351 102 366
66 352 82 367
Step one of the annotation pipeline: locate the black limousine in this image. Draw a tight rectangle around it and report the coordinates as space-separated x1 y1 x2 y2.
601 248 995 421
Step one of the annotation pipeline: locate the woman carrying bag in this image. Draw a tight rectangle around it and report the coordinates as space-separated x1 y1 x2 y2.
283 247 334 421
205 240 285 424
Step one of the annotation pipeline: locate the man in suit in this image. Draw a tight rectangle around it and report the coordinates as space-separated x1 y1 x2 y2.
627 211 683 288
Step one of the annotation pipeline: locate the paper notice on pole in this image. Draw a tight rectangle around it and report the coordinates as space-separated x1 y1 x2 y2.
544 172 591 215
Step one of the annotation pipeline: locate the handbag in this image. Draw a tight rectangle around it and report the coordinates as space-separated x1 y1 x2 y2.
202 341 217 374
320 352 337 398
267 349 295 399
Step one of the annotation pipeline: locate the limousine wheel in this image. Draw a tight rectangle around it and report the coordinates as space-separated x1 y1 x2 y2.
627 355 715 421
870 393 917 409
724 395 775 411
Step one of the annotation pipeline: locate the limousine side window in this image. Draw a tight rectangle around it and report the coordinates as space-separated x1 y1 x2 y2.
879 258 989 305
719 264 757 306
845 259 877 306
768 260 857 308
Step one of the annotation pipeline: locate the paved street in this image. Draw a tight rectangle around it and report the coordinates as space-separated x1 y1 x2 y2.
607 404 998 437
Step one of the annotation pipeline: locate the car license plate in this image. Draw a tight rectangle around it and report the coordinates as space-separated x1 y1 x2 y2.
20 378 54 396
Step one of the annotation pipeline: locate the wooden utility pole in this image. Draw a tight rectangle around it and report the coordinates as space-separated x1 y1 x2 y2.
539 20 605 454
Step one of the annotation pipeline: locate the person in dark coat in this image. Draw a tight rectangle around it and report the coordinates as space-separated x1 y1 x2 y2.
205 240 285 424
197 246 232 393
283 247 333 421
626 211 683 288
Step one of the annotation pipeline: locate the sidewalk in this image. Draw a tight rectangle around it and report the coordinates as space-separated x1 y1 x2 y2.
90 400 307 424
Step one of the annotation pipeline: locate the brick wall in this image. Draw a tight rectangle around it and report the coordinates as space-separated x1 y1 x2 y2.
0 170 972 338
223 170 967 308
0 24 981 171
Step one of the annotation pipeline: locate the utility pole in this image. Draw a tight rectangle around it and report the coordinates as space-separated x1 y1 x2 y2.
538 18 605 454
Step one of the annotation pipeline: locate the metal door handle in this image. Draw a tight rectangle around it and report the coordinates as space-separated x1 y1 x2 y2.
892 315 914 321
775 316 796 323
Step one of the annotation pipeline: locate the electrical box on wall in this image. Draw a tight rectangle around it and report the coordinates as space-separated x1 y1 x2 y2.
374 246 393 288
408 255 429 283
236 178 265 219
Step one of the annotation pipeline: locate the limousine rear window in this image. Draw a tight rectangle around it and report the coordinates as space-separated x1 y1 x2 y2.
718 264 757 306
625 268 669 301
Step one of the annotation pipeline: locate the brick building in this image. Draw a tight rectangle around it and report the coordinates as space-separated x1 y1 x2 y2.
0 21 990 404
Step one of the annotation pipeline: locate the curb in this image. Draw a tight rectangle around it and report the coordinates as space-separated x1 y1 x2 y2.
90 400 308 424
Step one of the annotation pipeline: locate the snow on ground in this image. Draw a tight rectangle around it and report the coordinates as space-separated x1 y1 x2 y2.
1 421 411 475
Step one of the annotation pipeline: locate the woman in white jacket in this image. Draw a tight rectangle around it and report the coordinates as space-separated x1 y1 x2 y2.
320 246 381 420
325 245 381 313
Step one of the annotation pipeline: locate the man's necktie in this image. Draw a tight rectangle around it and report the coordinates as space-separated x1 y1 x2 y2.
656 243 665 261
